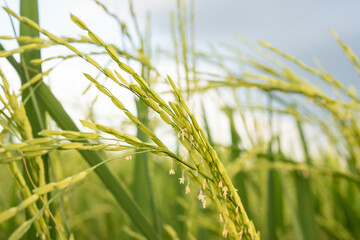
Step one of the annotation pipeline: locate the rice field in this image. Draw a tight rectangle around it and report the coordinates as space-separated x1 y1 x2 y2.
0 1 360 239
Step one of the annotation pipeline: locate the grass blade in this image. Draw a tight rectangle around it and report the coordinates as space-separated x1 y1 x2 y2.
295 121 319 240
267 95 284 240
19 0 46 137
17 1 49 238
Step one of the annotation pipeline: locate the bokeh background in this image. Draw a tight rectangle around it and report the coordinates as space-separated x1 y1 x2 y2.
1 1 360 239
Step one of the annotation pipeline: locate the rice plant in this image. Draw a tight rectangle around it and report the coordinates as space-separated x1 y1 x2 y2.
0 0 359 239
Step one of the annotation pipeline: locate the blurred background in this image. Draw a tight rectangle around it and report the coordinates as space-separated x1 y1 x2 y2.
1 0 360 240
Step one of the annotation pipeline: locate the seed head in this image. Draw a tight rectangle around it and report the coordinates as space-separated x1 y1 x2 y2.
179 176 185 184
197 189 206 208
222 186 228 199
178 128 187 141
222 225 229 238
239 226 244 238
181 150 187 161
185 185 191 194
202 200 206 208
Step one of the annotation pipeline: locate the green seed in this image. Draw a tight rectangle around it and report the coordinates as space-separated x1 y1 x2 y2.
60 142 84 150
88 32 105 46
111 97 125 110
70 14 88 30
131 84 147 98
160 111 173 125
105 45 119 61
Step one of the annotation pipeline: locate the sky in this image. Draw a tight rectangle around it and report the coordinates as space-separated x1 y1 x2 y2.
2 0 359 74
1 0 359 85
0 0 359 152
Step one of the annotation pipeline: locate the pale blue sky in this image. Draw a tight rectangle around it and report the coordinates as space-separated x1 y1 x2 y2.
1 0 359 85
